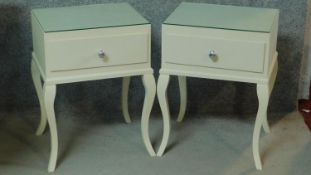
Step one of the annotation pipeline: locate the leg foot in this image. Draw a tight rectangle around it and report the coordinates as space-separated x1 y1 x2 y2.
122 77 131 123
177 76 187 122
156 75 171 156
43 84 58 172
31 60 47 136
253 84 269 170
141 74 156 156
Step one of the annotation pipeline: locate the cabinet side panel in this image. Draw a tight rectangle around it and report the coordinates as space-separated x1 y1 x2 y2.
31 14 46 74
268 13 279 72
147 24 151 67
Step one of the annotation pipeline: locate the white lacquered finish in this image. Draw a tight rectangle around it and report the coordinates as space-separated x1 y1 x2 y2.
141 74 157 156
156 75 171 156
31 4 155 172
163 30 266 72
43 84 57 172
31 60 47 136
45 27 149 71
157 3 279 170
122 77 132 124
177 76 187 122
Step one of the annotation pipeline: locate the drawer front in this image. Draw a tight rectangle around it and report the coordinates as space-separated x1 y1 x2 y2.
163 34 265 73
46 32 149 71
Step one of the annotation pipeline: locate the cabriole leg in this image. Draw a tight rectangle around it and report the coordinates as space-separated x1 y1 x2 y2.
31 59 47 135
253 83 269 170
122 77 131 123
141 74 156 156
177 76 187 122
43 84 58 172
156 74 171 156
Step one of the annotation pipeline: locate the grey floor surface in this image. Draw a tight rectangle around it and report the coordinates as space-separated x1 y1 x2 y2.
0 110 310 175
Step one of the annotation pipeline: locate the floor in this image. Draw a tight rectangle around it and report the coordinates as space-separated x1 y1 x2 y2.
0 110 310 175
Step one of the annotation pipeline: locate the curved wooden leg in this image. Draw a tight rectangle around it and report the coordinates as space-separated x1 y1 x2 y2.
253 84 269 170
156 74 171 156
262 84 272 134
43 84 58 172
122 77 131 123
177 76 187 122
31 60 47 136
141 74 156 156
262 60 278 134
262 113 270 134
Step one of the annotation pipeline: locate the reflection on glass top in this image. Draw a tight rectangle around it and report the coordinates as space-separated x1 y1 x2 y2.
32 3 149 32
164 2 279 33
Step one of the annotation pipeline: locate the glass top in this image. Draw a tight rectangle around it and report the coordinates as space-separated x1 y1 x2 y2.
164 2 279 33
32 3 149 32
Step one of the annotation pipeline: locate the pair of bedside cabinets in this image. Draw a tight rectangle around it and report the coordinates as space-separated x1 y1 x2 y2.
31 2 279 172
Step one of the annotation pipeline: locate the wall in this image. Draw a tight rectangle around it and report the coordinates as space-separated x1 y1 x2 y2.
0 0 308 119
299 0 311 99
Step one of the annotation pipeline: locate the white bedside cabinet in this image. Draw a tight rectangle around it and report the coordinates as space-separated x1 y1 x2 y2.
31 3 156 172
157 2 279 170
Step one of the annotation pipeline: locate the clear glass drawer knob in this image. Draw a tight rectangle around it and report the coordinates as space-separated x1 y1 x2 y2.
209 50 217 58
98 49 105 58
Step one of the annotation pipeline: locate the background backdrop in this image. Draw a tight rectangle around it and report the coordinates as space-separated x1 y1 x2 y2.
0 0 308 120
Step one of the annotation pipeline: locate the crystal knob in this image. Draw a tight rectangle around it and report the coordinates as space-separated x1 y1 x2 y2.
209 50 217 58
98 49 105 58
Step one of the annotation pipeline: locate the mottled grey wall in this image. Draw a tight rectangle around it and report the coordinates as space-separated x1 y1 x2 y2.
0 0 308 120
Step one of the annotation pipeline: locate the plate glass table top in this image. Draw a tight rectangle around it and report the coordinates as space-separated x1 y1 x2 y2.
32 3 149 32
164 2 278 33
